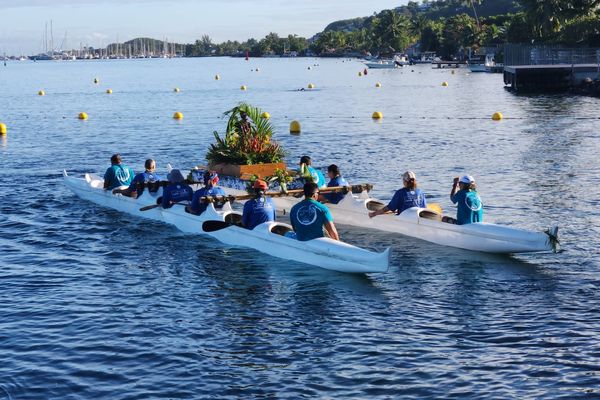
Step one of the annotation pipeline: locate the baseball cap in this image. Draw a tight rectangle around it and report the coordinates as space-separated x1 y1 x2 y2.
459 175 475 184
253 179 268 190
402 171 416 181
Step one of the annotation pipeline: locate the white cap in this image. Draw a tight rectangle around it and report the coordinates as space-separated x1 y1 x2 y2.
402 171 416 181
459 175 475 184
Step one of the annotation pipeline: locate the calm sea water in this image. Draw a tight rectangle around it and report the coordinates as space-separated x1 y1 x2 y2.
1 58 599 399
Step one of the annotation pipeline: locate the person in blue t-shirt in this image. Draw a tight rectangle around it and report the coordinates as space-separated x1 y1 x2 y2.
113 159 161 198
103 154 135 191
450 175 483 225
188 171 226 215
290 182 339 241
242 179 276 229
321 164 349 204
299 155 327 188
369 171 427 218
161 169 193 209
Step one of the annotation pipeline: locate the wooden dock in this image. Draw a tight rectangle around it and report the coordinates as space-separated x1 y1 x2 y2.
504 64 600 91
432 61 464 69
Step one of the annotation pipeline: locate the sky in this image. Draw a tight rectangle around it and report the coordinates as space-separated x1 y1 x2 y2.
0 0 407 55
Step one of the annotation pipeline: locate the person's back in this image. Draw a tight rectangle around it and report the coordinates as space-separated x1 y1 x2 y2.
388 187 427 215
290 183 338 241
307 165 327 188
323 165 349 204
190 171 226 215
104 154 135 190
243 180 276 230
125 159 161 197
450 175 483 225
161 169 193 209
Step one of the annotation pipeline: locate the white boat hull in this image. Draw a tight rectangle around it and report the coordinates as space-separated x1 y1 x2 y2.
63 171 390 273
222 187 556 254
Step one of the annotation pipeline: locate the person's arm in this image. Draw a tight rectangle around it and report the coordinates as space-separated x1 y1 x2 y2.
324 221 339 241
103 169 111 190
450 177 460 203
161 190 171 208
370 190 399 218
242 202 251 228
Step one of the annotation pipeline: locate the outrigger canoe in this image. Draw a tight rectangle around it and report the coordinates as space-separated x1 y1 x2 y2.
62 171 390 273
221 187 559 254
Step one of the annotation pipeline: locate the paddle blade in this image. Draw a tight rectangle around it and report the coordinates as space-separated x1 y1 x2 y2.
202 220 233 232
427 203 443 214
139 204 161 212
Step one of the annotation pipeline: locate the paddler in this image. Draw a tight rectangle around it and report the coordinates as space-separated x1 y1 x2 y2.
161 169 193 209
320 164 348 204
450 175 483 224
299 155 326 188
290 182 339 241
369 171 427 218
242 179 276 229
188 171 226 215
113 159 161 198
103 154 135 191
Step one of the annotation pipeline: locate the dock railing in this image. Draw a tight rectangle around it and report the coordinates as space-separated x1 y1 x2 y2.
504 44 600 67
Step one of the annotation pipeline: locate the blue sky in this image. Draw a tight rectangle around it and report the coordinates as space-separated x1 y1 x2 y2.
0 0 406 55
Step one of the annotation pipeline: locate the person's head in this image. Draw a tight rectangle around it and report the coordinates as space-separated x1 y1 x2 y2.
167 169 185 184
203 171 219 187
327 164 340 179
299 155 312 166
110 154 122 165
253 179 268 195
402 171 417 191
144 159 156 172
303 182 319 199
459 175 477 190
240 111 248 121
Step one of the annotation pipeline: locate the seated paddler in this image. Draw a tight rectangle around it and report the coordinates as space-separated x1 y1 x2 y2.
188 171 226 215
242 179 276 230
450 175 483 225
161 169 193 209
298 155 326 188
369 171 427 218
104 153 135 191
113 158 161 198
290 182 339 241
320 164 349 204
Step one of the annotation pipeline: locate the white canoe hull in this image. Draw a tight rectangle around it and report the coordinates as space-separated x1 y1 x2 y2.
222 187 556 254
63 171 389 273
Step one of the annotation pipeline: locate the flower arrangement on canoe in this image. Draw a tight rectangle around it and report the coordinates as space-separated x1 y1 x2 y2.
206 103 286 165
245 168 295 194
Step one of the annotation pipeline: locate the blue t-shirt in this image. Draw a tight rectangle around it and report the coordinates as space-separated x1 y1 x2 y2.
324 175 349 204
128 171 161 193
451 189 483 225
290 199 334 241
104 164 135 190
161 183 193 209
191 186 226 215
307 166 327 188
242 196 276 229
387 188 427 214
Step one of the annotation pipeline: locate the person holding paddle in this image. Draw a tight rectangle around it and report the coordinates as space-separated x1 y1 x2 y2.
113 159 161 198
188 171 226 215
450 175 483 224
298 155 327 188
161 169 193 209
290 182 339 241
369 171 427 218
242 179 276 229
320 164 349 204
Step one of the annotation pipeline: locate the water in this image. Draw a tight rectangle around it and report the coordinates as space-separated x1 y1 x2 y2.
1 58 599 399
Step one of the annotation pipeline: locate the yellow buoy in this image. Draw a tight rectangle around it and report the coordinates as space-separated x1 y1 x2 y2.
173 112 184 120
106 89 113 94
215 74 220 80
38 90 45 96
94 78 99 84
290 120 301 134
307 83 315 89
358 71 363 77
375 82 382 88
78 112 88 120
492 112 504 121
174 87 180 93
372 111 383 119
240 85 247 91
0 123 7 135
442 82 449 87
261 112 271 120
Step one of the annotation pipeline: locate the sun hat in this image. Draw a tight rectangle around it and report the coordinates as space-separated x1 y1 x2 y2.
167 169 185 183
402 171 416 181
459 175 475 184
253 179 268 190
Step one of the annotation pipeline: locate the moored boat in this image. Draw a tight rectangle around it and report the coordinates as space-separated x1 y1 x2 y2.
220 186 558 254
63 171 390 273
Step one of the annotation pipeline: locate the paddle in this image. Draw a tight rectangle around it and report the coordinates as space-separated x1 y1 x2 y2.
427 203 443 214
139 202 187 212
202 220 235 232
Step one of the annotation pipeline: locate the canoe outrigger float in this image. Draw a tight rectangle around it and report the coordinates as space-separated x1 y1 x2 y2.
221 186 560 254
62 171 390 273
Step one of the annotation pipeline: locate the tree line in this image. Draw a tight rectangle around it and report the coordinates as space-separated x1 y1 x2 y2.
184 0 600 59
